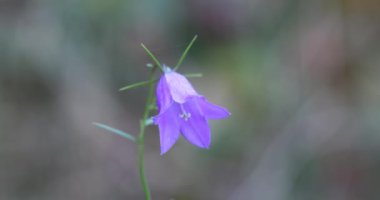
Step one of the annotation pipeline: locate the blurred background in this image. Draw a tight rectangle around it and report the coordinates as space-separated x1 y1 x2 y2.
1 0 380 199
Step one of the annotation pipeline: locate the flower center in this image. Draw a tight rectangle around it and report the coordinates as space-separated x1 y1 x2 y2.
179 105 191 121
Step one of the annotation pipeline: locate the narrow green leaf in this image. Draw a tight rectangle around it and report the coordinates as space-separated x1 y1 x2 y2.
184 73 203 78
119 73 202 92
119 79 155 91
174 35 198 71
93 122 136 142
141 43 163 71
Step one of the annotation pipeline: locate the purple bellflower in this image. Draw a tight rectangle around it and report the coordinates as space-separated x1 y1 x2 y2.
153 65 230 155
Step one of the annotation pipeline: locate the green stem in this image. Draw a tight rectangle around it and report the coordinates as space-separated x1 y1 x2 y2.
138 121 151 200
138 68 156 200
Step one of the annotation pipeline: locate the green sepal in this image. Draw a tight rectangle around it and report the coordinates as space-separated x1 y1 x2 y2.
144 118 154 126
119 73 202 91
141 43 163 71
119 79 155 91
174 35 198 71
146 63 154 68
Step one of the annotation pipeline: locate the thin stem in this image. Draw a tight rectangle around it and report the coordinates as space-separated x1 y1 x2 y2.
174 35 198 71
138 121 151 200
141 43 164 71
137 67 156 200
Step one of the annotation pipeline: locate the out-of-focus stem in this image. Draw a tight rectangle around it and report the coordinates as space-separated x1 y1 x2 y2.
138 68 156 200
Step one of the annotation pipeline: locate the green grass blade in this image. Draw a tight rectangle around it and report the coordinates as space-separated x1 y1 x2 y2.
93 122 136 142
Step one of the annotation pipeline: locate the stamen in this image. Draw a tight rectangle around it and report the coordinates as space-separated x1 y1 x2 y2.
179 105 191 121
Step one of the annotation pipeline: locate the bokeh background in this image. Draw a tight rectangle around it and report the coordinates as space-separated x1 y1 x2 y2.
1 0 380 199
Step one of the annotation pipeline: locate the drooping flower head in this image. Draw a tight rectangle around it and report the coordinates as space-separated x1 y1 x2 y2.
153 65 230 155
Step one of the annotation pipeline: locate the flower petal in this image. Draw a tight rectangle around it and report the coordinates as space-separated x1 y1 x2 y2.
156 74 173 113
196 97 231 119
179 100 211 149
164 71 198 103
153 105 180 155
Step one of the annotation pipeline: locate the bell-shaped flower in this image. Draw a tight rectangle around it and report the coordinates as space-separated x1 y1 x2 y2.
153 66 230 155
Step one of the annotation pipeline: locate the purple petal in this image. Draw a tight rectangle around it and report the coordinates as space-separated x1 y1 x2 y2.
156 74 173 113
164 71 198 103
153 105 180 155
196 97 231 119
179 100 211 148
